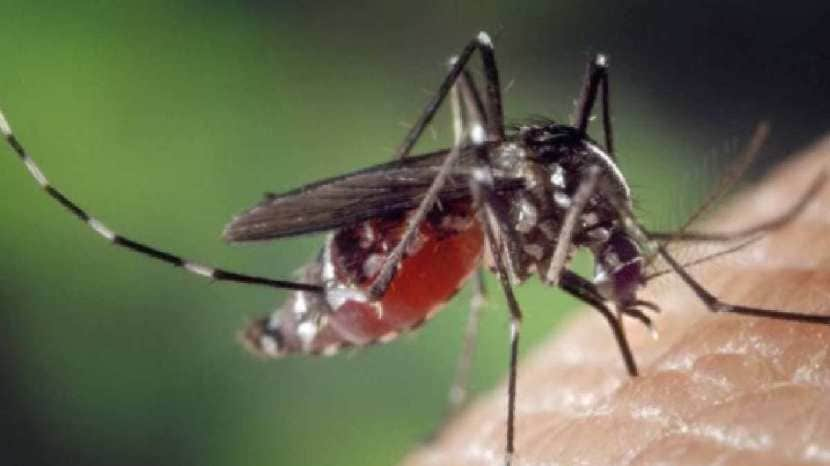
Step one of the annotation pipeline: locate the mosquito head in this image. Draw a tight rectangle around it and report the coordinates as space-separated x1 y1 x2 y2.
593 230 645 308
518 123 585 163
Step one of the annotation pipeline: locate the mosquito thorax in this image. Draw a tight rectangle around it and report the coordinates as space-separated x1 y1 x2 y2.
593 230 646 308
485 123 645 308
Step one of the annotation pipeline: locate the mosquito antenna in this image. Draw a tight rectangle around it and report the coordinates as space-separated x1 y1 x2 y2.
677 122 769 232
648 171 826 242
604 178 830 325
640 123 769 275
0 109 323 294
643 234 764 282
639 123 770 277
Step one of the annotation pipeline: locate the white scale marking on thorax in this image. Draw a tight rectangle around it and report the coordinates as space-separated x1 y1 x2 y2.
584 141 631 200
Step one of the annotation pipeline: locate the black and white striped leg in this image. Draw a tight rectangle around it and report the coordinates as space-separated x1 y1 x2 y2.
571 54 615 157
0 109 322 294
545 166 600 285
395 31 504 159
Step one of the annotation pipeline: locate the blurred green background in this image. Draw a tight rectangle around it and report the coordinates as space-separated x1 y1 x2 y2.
1 2 828 465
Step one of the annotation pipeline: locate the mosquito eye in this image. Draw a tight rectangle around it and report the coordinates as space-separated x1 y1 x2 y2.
605 231 640 263
612 260 643 305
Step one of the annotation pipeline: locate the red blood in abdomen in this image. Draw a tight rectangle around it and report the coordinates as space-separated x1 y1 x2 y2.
327 207 483 345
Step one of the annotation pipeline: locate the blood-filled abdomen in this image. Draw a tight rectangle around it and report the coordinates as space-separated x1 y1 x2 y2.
244 201 483 357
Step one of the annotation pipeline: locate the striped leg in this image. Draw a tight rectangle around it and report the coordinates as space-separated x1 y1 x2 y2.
0 109 322 294
445 70 489 413
468 164 526 466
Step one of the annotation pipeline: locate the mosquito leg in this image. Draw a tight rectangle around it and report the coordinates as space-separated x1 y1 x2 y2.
421 270 485 444
437 68 491 413
0 110 322 293
369 34 501 300
366 135 468 300
450 73 465 146
648 171 826 242
396 31 504 159
571 54 614 157
597 172 830 327
652 240 830 324
599 57 614 157
475 170 528 285
470 172 523 466
559 270 639 376
450 66 488 145
447 267 487 412
545 166 600 285
373 61 516 302
456 70 488 136
371 36 499 298
622 307 654 327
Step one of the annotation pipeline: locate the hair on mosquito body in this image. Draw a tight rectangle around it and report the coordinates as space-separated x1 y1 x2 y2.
2 31 829 466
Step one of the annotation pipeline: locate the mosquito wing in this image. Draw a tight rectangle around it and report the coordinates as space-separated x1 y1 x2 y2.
223 147 523 241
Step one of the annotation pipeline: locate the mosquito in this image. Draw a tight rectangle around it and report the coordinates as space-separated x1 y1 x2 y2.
2 31 828 466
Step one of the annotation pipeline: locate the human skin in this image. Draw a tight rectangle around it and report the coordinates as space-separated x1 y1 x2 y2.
403 137 830 466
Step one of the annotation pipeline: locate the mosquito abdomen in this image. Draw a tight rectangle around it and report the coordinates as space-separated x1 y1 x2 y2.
245 202 484 357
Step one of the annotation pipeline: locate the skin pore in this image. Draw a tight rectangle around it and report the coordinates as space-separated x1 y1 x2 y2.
404 137 830 466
